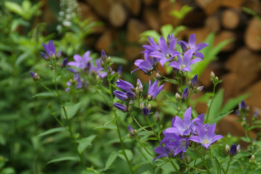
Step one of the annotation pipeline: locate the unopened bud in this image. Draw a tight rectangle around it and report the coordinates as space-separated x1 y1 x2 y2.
225 144 230 152
154 111 160 122
177 107 180 111
250 155 256 163
61 58 68 68
140 102 144 109
210 71 215 79
215 77 219 81
175 93 181 100
197 86 204 92
128 105 132 111
106 57 111 64
147 95 152 100
156 72 161 79
147 104 151 110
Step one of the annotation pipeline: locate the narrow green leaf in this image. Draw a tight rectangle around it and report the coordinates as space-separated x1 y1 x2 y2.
33 92 56 98
140 30 161 43
206 89 224 123
240 137 251 143
163 78 178 85
110 57 128 65
220 93 250 113
76 135 96 153
5 1 24 17
37 127 66 137
208 110 233 124
105 151 119 170
118 149 133 161
211 156 221 174
61 102 82 119
94 125 117 130
47 156 79 164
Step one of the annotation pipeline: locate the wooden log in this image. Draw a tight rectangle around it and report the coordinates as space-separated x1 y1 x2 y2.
78 2 104 34
143 8 160 31
122 0 141 16
109 3 128 27
221 0 245 8
143 0 157 6
205 14 221 32
244 18 261 51
242 0 261 15
221 9 240 29
195 0 221 15
85 0 111 19
245 81 261 108
125 19 148 60
214 30 236 51
95 30 113 54
159 0 182 27
181 27 211 44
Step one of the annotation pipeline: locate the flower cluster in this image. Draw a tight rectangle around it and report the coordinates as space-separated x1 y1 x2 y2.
154 107 223 162
132 34 208 75
113 79 164 115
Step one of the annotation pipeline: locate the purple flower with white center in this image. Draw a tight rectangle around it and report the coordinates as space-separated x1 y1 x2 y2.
113 90 128 100
189 123 223 149
191 75 198 86
150 36 180 66
148 79 164 100
153 146 175 162
182 87 189 100
30 71 38 80
90 59 107 78
68 51 92 70
142 107 150 116
116 79 134 92
167 135 190 155
131 52 160 74
168 49 202 72
113 103 127 112
41 40 61 60
164 107 199 136
142 37 160 52
177 34 209 59
192 114 210 134
61 58 68 68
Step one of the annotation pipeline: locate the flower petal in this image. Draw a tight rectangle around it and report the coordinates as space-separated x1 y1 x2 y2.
206 123 216 139
189 136 201 143
183 107 192 125
73 54 82 62
195 43 209 52
153 154 168 162
212 135 224 143
194 52 204 59
160 59 168 66
48 40 56 55
158 36 168 54
183 49 193 65
189 58 202 65
150 51 163 59
154 146 166 154
189 34 196 47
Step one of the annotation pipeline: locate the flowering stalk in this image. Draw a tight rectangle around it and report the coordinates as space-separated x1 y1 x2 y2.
108 75 134 174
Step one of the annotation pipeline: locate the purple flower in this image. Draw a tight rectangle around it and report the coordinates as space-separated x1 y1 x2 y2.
191 75 198 87
61 58 68 68
167 34 175 45
65 74 83 92
113 90 128 100
150 36 180 66
238 100 246 110
68 68 78 74
164 107 199 136
167 135 190 155
30 71 38 80
90 59 107 78
68 51 92 70
127 91 136 99
113 103 127 112
148 79 164 100
153 146 175 162
131 52 159 74
189 123 223 149
169 49 202 72
117 66 122 75
127 125 135 135
101 50 107 61
253 111 258 118
142 107 150 116
142 37 160 52
116 79 134 92
137 79 143 91
41 40 61 60
192 114 210 134
230 144 238 156
177 34 209 59
182 87 189 100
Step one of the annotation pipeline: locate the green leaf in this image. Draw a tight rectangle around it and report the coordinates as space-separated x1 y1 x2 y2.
234 151 251 159
170 5 192 19
211 156 221 174
110 57 128 65
105 151 119 170
161 159 180 172
220 94 250 113
108 73 118 81
33 92 57 98
140 30 161 43
206 89 224 123
5 1 24 17
47 156 79 164
133 161 151 171
94 125 117 130
240 137 251 143
242 7 260 20
208 110 233 124
161 24 173 39
22 0 31 12
163 78 178 85
76 135 96 153
37 127 66 137
173 26 186 37
61 102 82 119
118 149 133 162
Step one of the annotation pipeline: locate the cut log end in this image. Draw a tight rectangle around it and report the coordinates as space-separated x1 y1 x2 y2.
109 3 128 27
221 10 240 29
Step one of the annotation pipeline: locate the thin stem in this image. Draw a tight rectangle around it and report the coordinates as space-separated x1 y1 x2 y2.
226 157 232 174
108 78 134 174
137 139 155 158
197 147 211 174
146 117 161 142
132 116 153 135
206 84 216 123
168 157 181 174
39 81 57 96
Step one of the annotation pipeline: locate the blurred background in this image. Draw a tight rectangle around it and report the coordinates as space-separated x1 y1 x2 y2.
0 0 261 173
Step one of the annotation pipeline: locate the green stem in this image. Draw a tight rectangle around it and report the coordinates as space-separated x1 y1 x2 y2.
132 116 153 135
206 84 216 123
168 157 181 174
137 139 154 158
226 157 232 174
146 117 161 142
197 148 211 174
108 78 134 174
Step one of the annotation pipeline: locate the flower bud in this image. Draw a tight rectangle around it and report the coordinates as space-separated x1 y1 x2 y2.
197 86 204 92
191 75 198 87
140 102 144 109
156 72 161 79
175 93 181 100
142 107 150 116
154 111 160 122
30 71 40 81
147 95 152 100
182 87 189 100
147 104 151 110
210 71 215 80
230 144 238 156
225 144 230 152
61 58 68 68
106 57 111 64
237 145 240 152
215 77 219 81
250 155 256 163
101 50 107 61
96 75 101 82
